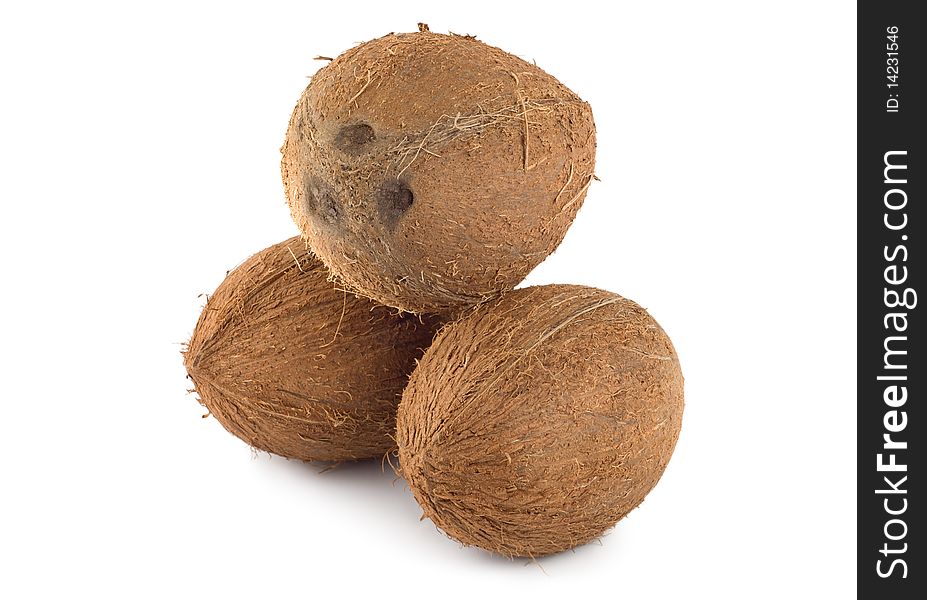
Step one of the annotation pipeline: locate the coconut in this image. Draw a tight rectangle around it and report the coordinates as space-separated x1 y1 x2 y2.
184 236 442 461
281 26 596 313
396 285 684 557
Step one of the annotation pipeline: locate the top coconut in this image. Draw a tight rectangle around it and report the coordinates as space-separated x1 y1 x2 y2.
281 27 596 313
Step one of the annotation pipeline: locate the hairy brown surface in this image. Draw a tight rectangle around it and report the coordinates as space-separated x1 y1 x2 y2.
184 236 442 461
281 29 596 313
396 285 684 557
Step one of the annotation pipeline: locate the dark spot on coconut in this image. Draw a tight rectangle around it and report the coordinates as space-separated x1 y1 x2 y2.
376 180 414 228
303 176 340 225
333 123 375 154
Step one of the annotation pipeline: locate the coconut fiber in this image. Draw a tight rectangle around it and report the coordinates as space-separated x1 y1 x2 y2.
184 236 442 461
281 27 596 313
396 285 684 556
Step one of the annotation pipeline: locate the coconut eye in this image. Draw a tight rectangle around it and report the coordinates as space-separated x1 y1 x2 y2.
333 123 375 154
303 176 340 224
376 180 414 228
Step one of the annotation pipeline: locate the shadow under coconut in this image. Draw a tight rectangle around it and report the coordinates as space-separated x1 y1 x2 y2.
250 454 461 555
255 453 626 573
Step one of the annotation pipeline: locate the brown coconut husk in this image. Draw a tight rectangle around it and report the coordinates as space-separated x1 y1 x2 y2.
184 236 443 461
396 285 684 557
281 28 596 314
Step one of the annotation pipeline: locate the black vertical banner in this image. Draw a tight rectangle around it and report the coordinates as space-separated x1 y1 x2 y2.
859 2 924 596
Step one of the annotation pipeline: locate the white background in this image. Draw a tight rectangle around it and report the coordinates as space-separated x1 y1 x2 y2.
0 1 856 597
